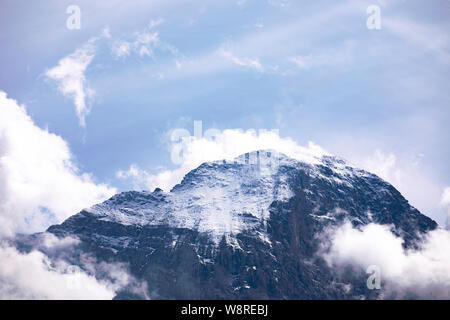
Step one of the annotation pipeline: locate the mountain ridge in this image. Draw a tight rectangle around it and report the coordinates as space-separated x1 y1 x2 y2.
16 149 438 299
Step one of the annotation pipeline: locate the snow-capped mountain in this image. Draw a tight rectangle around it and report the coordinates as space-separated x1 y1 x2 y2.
15 150 437 299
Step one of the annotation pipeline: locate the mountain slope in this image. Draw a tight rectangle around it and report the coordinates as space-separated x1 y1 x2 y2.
25 150 437 299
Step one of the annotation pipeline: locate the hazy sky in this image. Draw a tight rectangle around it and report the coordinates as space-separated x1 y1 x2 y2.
0 0 449 229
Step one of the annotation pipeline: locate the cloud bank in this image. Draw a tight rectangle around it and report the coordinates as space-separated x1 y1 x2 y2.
111 21 161 59
0 91 116 237
117 128 328 192
322 222 450 299
0 245 115 299
0 233 146 300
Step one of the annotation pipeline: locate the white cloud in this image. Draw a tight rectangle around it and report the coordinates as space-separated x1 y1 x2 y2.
288 40 354 70
289 55 311 69
147 18 164 29
0 233 146 300
322 222 450 299
116 164 153 190
41 233 80 249
136 31 159 57
112 41 132 58
112 32 159 59
136 31 159 46
111 21 161 59
139 46 152 57
45 27 112 126
0 233 148 300
46 39 96 127
441 187 450 206
289 52 347 70
362 150 403 184
0 91 116 237
357 149 446 226
101 26 112 39
219 48 263 71
0 245 117 299
45 22 165 124
117 128 327 192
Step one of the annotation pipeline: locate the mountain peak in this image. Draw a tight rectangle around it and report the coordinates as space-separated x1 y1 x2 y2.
83 149 392 246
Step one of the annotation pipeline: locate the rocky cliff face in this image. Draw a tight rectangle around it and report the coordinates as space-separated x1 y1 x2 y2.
16 150 437 299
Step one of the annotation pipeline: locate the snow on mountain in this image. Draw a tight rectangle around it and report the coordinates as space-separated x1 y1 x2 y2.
86 150 374 245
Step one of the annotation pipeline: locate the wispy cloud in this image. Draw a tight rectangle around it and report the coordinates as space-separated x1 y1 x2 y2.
288 41 354 70
111 19 163 59
45 38 97 127
112 41 132 58
219 48 263 71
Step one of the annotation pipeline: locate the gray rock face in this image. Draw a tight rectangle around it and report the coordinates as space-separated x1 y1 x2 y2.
22 150 438 299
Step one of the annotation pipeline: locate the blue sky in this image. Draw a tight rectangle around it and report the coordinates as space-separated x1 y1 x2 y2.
0 0 449 228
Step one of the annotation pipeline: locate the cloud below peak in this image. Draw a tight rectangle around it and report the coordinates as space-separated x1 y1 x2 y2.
0 244 116 299
322 221 450 299
0 91 116 237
